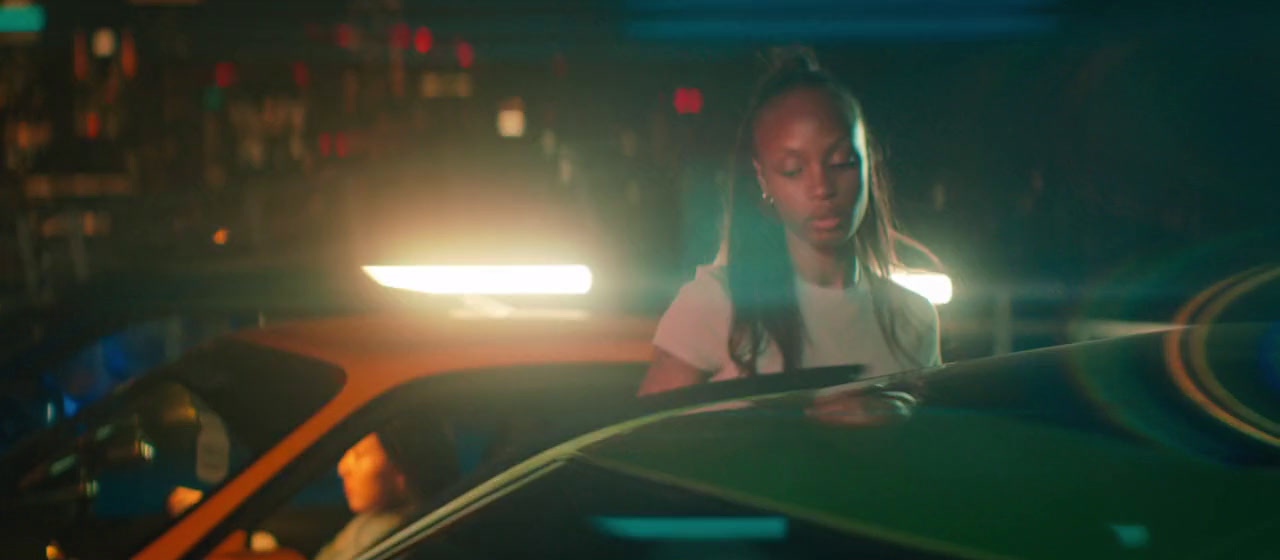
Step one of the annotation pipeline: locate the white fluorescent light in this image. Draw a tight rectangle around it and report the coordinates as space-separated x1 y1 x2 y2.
363 265 593 295
891 270 953 305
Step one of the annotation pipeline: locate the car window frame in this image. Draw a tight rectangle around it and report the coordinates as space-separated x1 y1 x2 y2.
0 338 347 560
184 358 661 560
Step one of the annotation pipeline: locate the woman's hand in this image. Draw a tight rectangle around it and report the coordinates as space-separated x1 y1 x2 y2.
806 389 919 427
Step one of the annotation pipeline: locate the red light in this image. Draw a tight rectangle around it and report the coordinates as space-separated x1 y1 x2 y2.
121 32 137 78
73 32 89 81
335 24 353 49
413 27 433 54
292 62 309 89
391 23 410 49
318 133 331 157
86 112 101 139
335 133 348 158
214 62 237 88
673 87 704 115
455 40 475 68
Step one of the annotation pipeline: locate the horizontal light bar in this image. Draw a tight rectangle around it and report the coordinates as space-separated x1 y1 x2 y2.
891 269 953 305
363 265 593 295
592 516 787 540
626 16 1055 40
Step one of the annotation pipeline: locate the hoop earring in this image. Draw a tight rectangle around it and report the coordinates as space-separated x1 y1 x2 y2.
761 192 774 206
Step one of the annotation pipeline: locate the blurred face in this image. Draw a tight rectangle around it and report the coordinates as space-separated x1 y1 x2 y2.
752 87 869 252
336 434 408 514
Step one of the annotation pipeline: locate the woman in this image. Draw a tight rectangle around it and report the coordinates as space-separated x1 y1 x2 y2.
640 49 941 396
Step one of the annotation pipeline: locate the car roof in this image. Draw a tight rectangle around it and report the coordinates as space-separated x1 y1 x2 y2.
368 324 1279 560
565 324 1280 559
580 399 1280 559
230 311 658 377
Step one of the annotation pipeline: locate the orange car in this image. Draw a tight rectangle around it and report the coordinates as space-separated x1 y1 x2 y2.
1 304 660 560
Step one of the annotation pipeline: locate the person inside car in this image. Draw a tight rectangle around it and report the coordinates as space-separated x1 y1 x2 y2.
641 47 941 397
314 419 459 560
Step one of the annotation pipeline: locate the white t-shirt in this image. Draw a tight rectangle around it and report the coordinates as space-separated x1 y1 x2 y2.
653 265 940 382
313 509 409 560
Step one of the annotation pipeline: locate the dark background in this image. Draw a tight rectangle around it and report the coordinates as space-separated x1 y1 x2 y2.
2 0 1278 441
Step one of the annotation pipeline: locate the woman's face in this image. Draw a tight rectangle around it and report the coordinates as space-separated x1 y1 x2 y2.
337 433 408 514
752 87 869 252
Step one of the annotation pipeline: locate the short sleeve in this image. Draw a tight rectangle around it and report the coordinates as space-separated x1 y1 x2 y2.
918 302 942 367
652 267 732 372
891 284 942 368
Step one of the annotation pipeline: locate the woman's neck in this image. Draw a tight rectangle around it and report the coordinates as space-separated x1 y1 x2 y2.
786 235 856 289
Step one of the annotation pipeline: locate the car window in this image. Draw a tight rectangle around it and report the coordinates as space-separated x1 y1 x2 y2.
220 406 460 560
387 461 955 560
5 378 253 560
1 314 251 454
193 361 649 560
1 340 344 560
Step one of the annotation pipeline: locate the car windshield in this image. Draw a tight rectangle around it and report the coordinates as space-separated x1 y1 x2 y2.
0 340 344 560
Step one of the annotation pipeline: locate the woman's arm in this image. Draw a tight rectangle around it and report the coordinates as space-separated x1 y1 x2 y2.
638 347 707 396
641 266 730 396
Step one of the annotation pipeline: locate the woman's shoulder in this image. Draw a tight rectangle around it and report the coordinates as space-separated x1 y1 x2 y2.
868 271 933 319
889 281 937 324
653 264 733 372
878 275 942 366
691 263 729 291
660 264 730 322
661 263 729 306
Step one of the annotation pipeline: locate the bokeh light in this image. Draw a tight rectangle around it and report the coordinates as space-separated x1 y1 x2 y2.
455 40 475 68
414 26 433 53
91 28 116 58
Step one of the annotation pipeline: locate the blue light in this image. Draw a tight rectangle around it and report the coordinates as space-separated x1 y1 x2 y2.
0 5 45 33
592 516 788 540
626 0 1056 8
626 16 1056 40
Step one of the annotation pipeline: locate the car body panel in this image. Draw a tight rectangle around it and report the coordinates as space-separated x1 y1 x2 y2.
133 312 656 560
580 406 1280 559
356 324 1280 560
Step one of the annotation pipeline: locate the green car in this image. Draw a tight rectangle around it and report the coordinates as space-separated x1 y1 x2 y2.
354 323 1279 560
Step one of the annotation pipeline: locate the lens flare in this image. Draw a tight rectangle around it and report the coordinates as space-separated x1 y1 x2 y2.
1171 267 1280 446
1067 266 1280 453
